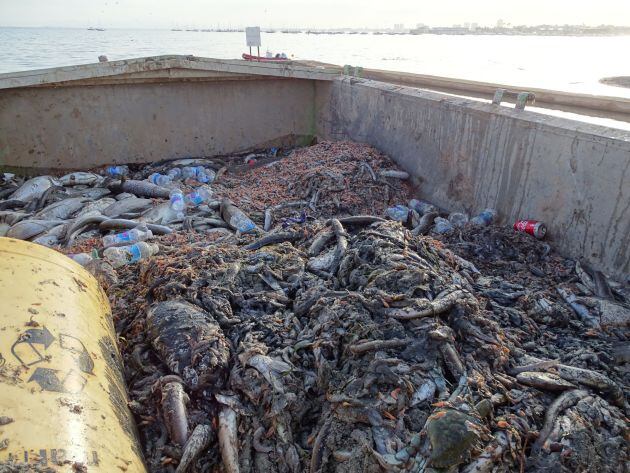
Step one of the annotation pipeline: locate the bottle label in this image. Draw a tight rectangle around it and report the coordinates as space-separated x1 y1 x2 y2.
118 231 132 242
232 215 256 233
129 244 142 263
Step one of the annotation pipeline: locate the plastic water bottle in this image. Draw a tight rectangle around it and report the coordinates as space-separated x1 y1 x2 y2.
222 201 257 233
103 224 153 248
181 167 196 179
409 199 438 216
103 242 159 268
148 173 172 187
386 205 410 222
195 168 216 183
185 187 212 207
448 212 469 227
471 208 497 226
169 189 185 213
434 217 454 234
196 169 209 183
167 168 182 180
202 168 216 183
106 165 129 177
231 213 256 233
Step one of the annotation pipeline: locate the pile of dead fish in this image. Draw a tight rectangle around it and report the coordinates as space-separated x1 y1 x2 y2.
1 141 628 472
0 141 412 249
107 218 628 472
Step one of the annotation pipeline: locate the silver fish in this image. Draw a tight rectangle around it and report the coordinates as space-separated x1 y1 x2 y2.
0 210 28 227
64 187 111 200
114 180 171 199
102 197 154 218
7 219 65 240
35 197 87 220
59 172 105 187
75 198 117 217
32 233 61 247
33 222 68 247
10 176 60 202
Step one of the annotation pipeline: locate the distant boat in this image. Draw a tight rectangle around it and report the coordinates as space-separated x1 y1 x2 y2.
242 53 290 62
87 27 105 31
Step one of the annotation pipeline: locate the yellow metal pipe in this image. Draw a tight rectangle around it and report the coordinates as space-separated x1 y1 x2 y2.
0 237 146 472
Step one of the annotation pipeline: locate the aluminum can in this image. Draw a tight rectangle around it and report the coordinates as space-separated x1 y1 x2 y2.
513 219 546 239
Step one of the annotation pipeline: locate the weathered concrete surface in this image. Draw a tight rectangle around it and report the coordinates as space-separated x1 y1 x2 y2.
323 78 630 279
0 55 339 89
0 78 319 170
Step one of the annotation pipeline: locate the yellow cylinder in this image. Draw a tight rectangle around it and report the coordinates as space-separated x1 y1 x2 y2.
0 238 146 472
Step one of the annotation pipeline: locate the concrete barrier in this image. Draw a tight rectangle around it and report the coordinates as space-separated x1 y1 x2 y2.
322 77 630 280
0 79 320 171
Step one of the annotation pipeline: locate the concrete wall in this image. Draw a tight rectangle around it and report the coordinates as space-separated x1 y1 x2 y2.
323 78 630 280
0 78 319 170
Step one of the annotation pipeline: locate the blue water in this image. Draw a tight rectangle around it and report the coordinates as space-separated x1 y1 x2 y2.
1 27 629 98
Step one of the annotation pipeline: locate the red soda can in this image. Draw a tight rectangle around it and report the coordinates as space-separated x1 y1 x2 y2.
513 220 546 239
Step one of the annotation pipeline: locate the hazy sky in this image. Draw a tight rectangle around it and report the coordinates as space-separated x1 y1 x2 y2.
2 0 630 29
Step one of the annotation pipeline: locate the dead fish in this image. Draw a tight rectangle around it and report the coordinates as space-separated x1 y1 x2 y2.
75 198 117 217
99 219 173 235
218 407 239 473
7 219 65 240
108 180 171 199
64 187 111 200
59 172 104 187
62 212 108 246
146 300 230 389
35 197 86 220
102 197 154 218
0 210 28 227
32 233 61 247
140 201 179 225
10 176 59 202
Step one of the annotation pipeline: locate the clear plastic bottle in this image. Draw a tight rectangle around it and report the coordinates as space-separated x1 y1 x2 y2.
222 201 257 233
409 199 438 216
103 242 159 268
386 205 410 222
103 224 153 248
148 173 173 187
106 165 129 177
204 169 216 183
169 189 185 213
167 168 182 180
448 212 469 227
181 167 196 179
196 170 209 183
434 217 454 234
184 187 212 207
470 208 497 226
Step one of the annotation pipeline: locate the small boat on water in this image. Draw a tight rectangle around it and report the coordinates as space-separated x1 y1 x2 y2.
242 53 290 62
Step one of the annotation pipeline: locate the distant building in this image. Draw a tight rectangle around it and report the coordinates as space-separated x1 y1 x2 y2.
394 23 405 31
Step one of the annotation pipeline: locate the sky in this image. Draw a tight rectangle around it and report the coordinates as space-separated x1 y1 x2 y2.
1 0 630 29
